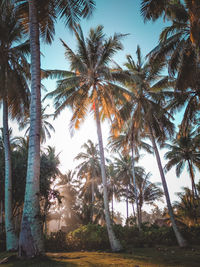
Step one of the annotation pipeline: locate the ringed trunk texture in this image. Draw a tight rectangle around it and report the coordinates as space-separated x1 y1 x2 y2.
95 97 122 252
3 98 18 251
149 124 187 248
19 0 44 257
131 144 141 229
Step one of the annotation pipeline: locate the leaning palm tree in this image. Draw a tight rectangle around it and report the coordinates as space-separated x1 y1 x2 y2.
9 0 95 257
114 46 187 247
0 2 30 251
164 127 200 198
47 25 127 251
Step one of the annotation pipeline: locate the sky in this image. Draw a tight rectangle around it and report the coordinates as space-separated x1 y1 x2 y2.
0 0 193 220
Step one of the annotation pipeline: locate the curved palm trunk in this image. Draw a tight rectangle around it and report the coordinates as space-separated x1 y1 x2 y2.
95 96 122 252
19 0 44 257
149 124 187 247
3 98 18 251
131 143 141 229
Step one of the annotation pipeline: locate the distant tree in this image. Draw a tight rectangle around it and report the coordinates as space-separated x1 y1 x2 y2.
164 128 200 198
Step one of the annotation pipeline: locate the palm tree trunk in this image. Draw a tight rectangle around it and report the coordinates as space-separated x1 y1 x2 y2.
94 96 122 252
0 200 3 233
111 188 114 223
126 185 129 223
3 98 18 251
187 160 198 198
131 143 141 229
149 124 187 247
19 0 44 258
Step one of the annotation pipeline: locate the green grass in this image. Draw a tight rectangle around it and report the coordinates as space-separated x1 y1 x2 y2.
1 247 200 266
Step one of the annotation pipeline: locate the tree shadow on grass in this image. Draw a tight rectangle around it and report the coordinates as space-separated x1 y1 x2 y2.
0 255 78 267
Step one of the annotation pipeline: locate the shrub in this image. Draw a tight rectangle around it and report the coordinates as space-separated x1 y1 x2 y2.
45 230 67 251
66 224 109 251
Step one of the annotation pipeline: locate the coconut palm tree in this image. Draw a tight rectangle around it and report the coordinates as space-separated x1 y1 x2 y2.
129 171 163 224
164 127 200 198
10 0 95 257
108 124 152 229
74 140 102 222
141 0 200 131
114 45 187 247
173 185 200 226
46 25 126 251
0 2 30 251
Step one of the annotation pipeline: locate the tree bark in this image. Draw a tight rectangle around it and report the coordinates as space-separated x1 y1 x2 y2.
3 98 18 251
0 200 3 233
131 143 141 230
19 0 44 257
94 95 122 252
149 124 187 247
187 159 198 198
126 185 129 223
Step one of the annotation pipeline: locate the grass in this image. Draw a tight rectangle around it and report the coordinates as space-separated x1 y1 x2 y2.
0 247 200 266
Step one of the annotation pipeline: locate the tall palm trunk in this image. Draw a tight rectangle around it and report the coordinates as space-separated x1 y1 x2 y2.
19 0 43 257
187 160 198 198
131 143 141 229
149 124 187 247
94 95 122 252
3 98 18 251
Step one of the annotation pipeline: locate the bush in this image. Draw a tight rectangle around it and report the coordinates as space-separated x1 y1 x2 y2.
66 224 109 251
45 230 67 251
45 224 200 252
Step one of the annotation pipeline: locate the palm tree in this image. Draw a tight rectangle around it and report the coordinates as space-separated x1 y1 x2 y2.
141 0 200 51
19 105 55 144
108 124 152 229
13 0 95 257
173 185 200 226
74 140 102 223
141 0 200 131
164 127 200 198
47 25 126 251
0 2 30 251
114 46 187 247
112 153 133 223
129 171 163 224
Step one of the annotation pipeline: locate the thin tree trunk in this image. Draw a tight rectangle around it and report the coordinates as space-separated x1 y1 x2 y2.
94 95 122 252
132 202 135 217
3 98 18 251
0 200 3 233
131 142 141 230
91 172 94 223
111 188 114 223
126 185 129 223
149 124 187 247
187 160 198 198
19 0 44 257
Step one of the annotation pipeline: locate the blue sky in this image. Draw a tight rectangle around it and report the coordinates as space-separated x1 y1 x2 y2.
1 0 192 219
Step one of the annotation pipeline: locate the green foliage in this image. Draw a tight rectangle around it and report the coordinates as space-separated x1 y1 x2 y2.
66 224 109 251
45 231 67 252
51 224 200 252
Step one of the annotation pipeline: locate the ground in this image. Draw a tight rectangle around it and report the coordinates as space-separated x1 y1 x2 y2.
0 247 200 266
